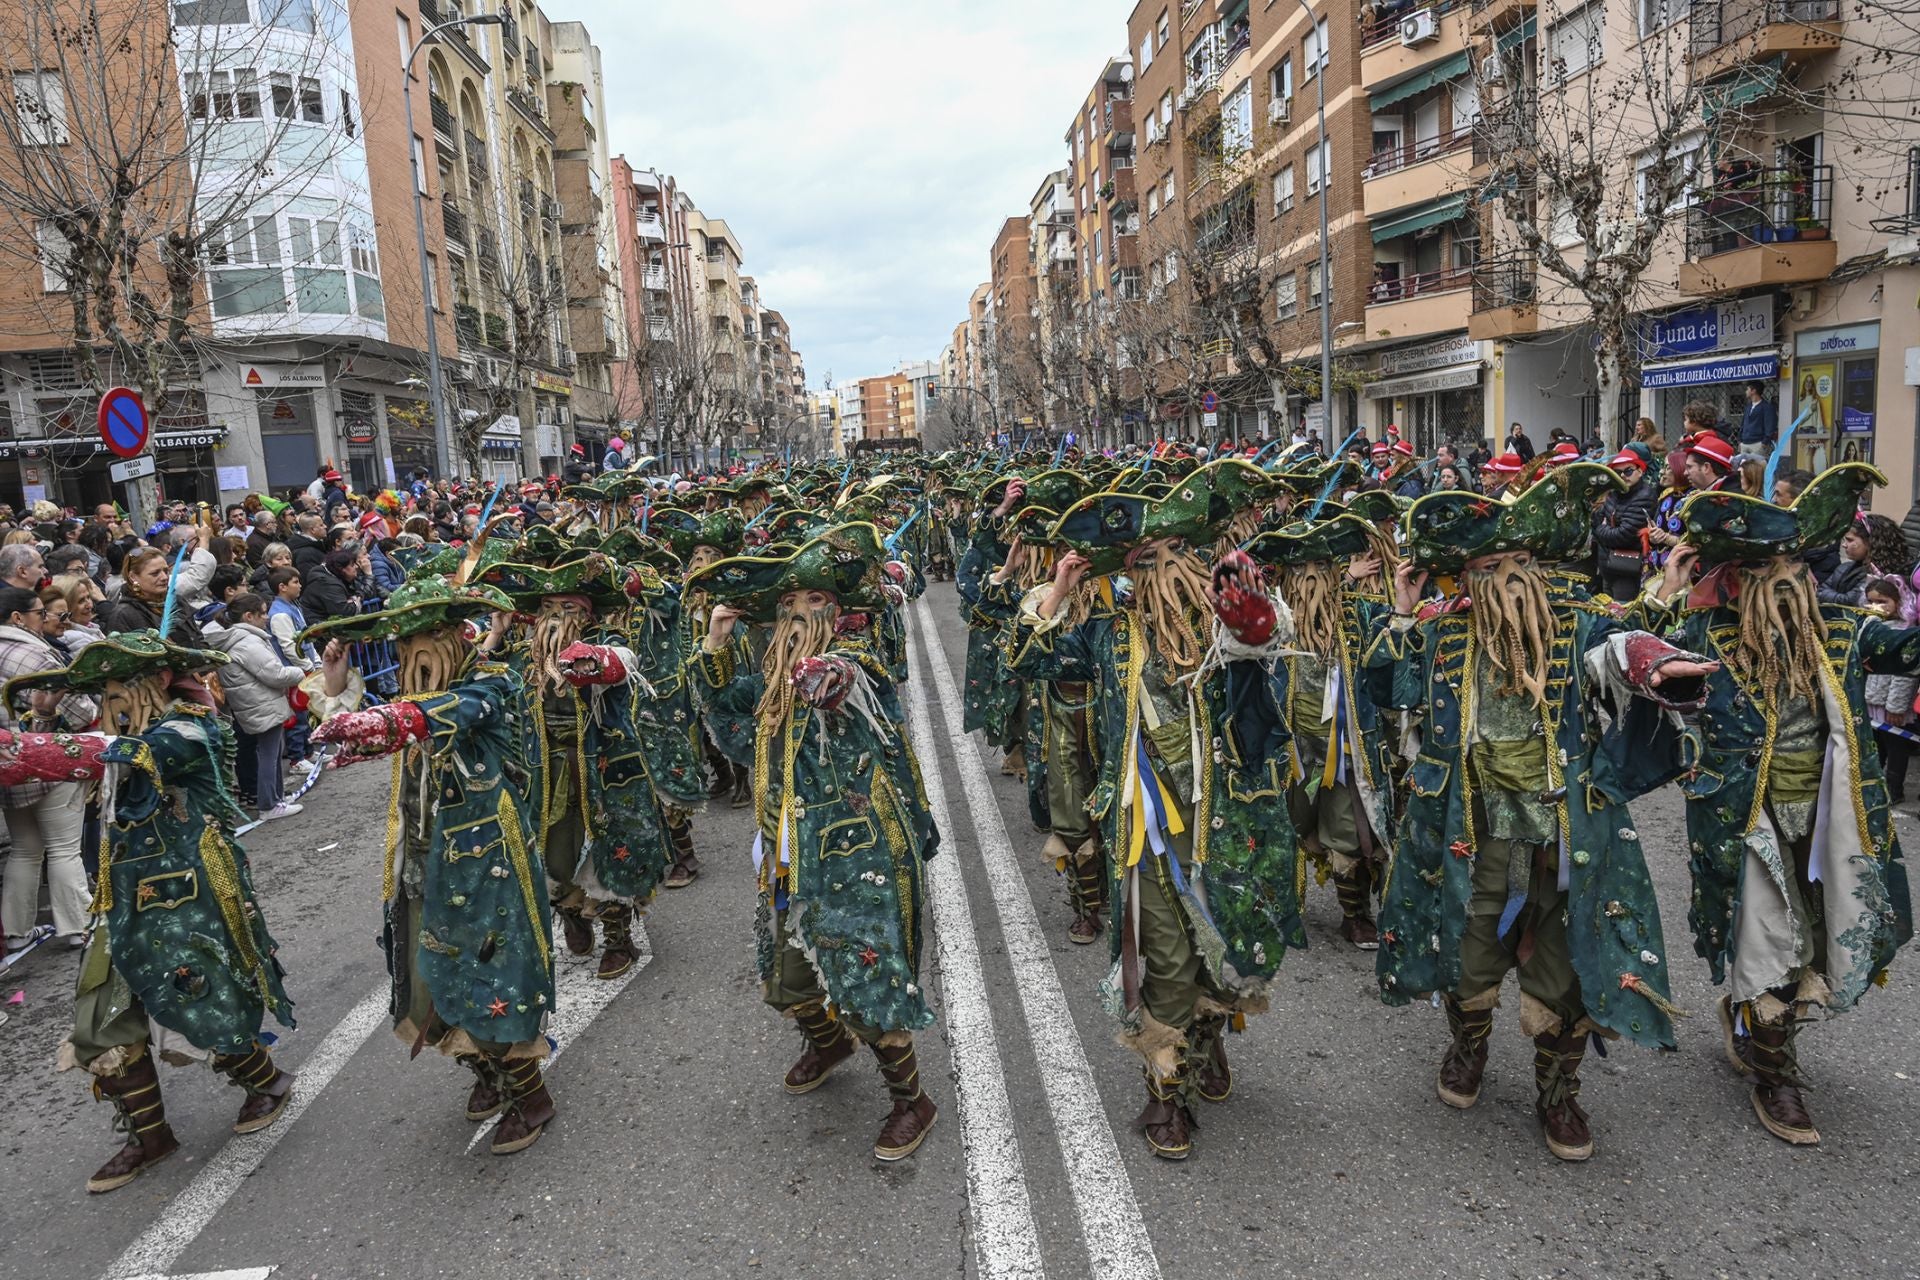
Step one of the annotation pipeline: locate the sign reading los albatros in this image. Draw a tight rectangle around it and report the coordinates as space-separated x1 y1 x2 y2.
239 363 328 389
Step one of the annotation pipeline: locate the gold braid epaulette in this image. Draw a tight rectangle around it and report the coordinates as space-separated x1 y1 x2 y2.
498 789 551 968
200 826 272 997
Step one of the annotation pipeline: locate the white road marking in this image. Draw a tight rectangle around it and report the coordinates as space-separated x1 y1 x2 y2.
102 987 389 1280
466 921 655 1152
122 1269 275 1280
907 637 1048 1280
911 600 1164 1280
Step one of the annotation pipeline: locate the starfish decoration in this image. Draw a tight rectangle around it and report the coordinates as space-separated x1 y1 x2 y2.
1468 499 1493 518
488 997 509 1018
1449 839 1472 859
1380 930 1397 945
858 946 880 966
613 845 631 862
137 883 158 904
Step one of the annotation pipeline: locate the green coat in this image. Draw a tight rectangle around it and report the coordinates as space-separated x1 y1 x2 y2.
618 589 714 813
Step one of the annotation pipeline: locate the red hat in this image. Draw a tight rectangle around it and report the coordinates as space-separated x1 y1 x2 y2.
1607 449 1646 470
1687 432 1735 470
1391 440 1415 459
1483 452 1524 474
1548 441 1580 462
323 468 343 482
1369 440 1390 457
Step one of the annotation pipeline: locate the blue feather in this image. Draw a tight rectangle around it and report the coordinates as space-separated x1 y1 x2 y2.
1762 402 1817 499
1306 429 1366 519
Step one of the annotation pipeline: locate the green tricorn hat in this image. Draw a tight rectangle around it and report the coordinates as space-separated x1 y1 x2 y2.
1406 462 1624 573
596 526 683 574
1199 458 1286 528
1273 458 1361 498
683 522 893 623
1242 512 1375 567
1013 469 1090 517
560 477 612 502
1047 466 1219 576
479 550 634 610
600 471 660 504
1679 461 1885 565
4 629 226 699
514 524 572 565
1343 489 1409 526
301 577 513 646
653 508 746 562
761 509 831 543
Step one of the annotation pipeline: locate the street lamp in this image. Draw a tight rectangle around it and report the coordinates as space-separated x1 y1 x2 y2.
1297 0 1333 442
401 9 505 480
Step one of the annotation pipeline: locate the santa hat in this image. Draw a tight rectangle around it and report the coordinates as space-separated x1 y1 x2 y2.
1391 440 1415 459
1686 432 1734 470
1369 440 1391 458
1482 452 1524 475
1548 441 1581 463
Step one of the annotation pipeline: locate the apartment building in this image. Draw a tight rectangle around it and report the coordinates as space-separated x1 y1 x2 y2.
857 374 909 442
988 217 1039 427
836 381 866 448
608 159 704 458
1067 58 1141 303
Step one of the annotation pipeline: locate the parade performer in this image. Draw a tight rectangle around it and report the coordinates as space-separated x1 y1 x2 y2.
1647 463 1918 1146
1009 470 1305 1161
659 506 754 820
0 631 294 1192
1243 512 1398 948
1371 464 1719 1162
686 523 942 1161
306 578 560 1156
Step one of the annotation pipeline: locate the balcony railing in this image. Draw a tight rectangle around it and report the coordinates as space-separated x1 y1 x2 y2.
428 94 455 140
507 85 554 141
1365 121 1475 177
1685 163 1832 259
641 265 668 291
1369 263 1474 304
636 212 665 240
1692 0 1838 55
1472 257 1536 310
463 130 487 178
518 178 535 220
440 196 468 247
477 227 500 269
1362 0 1467 48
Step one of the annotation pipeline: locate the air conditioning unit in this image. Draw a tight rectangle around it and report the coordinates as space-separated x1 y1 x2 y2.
1177 86 1195 111
1400 7 1438 44
1480 53 1505 83
1267 97 1290 125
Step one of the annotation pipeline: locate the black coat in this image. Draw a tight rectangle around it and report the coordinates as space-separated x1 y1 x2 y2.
286 532 326 579
300 567 361 622
1593 476 1657 551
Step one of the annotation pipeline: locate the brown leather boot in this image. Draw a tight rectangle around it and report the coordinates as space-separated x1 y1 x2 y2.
871 1038 938 1160
85 1051 180 1194
1190 1015 1232 1104
783 1001 857 1094
708 756 733 800
663 817 701 888
1533 1029 1594 1161
1437 995 1494 1109
459 1054 505 1122
596 902 638 980
730 766 752 808
556 906 594 956
490 1058 557 1155
1136 1053 1195 1160
1334 867 1379 950
1066 847 1107 945
1746 1013 1819 1145
213 1042 295 1134
1001 743 1026 780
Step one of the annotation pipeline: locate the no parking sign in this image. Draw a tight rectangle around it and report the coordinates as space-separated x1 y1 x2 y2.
97 386 150 459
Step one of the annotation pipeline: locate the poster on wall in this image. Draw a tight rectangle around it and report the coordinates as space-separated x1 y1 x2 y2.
1791 363 1835 473
1840 361 1877 434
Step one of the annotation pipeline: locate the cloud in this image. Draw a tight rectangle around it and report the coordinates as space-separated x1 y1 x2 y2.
595 0 1123 389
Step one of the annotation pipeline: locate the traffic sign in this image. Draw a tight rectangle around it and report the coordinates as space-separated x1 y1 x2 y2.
109 454 157 483
97 387 150 459
1200 390 1220 413
1203 411 1220 429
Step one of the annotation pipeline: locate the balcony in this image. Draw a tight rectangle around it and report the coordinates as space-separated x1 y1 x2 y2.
647 316 672 342
1690 0 1841 81
518 178 535 221
419 0 490 74
1361 0 1470 90
1468 0 1534 33
1679 163 1836 296
632 168 662 193
1364 264 1474 339
428 94 455 142
440 196 469 249
463 130 487 179
1468 257 1539 339
1362 123 1474 216
507 85 556 144
641 264 668 291
635 211 666 242
477 229 501 272
705 255 732 283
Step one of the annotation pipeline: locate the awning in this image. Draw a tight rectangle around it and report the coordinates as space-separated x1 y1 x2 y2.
1496 16 1537 51
1365 362 1483 398
1639 348 1779 390
1371 51 1473 109
1704 55 1785 124
1370 193 1470 242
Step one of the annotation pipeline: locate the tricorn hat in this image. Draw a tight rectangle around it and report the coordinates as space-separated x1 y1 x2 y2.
683 522 892 623
1405 462 1624 573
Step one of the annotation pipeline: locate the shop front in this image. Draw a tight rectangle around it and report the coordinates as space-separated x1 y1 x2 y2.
384 396 435 482
1636 296 1779 445
1365 334 1485 454
0 424 227 512
1787 322 1880 474
481 418 522 488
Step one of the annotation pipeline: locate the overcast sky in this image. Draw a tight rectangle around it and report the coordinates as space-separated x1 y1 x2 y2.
595 0 1125 392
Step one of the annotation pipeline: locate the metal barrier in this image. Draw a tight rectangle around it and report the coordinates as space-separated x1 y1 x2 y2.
348 638 399 705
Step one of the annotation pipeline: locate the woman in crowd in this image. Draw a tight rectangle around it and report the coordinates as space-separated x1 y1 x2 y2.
210 591 307 821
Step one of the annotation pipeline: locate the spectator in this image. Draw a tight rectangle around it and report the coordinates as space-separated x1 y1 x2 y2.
250 541 294 594
1593 445 1658 600
266 568 319 775
365 537 405 601
1629 417 1669 465
1772 467 1814 508
1737 457 1766 497
603 435 629 472
286 512 327 578
1480 451 1525 498
1506 423 1535 461
44 544 90 582
224 504 251 536
1682 399 1724 446
1683 432 1738 492
1817 516 1876 605
245 509 281 565
1739 381 1778 459
167 524 218 609
1647 447 1693 571
91 502 117 529
210 592 306 820
1861 511 1914 580
76 523 111 582
0 584 97 953
1864 575 1917 804
99 546 203 647
1432 463 1468 491
0 542 45 591
301 548 363 622
321 468 349 513
47 577 103 654
305 464 331 502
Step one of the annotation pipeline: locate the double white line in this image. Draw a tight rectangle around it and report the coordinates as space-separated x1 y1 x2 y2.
910 598 1162 1280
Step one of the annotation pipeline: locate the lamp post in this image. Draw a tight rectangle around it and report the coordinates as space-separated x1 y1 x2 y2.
401 10 504 481
1297 0 1333 441
933 381 1001 446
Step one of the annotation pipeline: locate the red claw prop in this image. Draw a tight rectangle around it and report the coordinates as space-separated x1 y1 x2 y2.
1210 550 1276 646
791 654 856 712
558 642 627 686
310 702 430 765
0 729 109 786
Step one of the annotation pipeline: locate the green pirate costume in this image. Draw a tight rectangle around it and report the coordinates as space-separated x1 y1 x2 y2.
1244 513 1399 949
1644 463 1918 1145
957 474 1030 777
307 577 561 1157
686 523 943 1162
659 506 756 820
1370 464 1715 1162
1008 466 1306 1161
1 631 295 1193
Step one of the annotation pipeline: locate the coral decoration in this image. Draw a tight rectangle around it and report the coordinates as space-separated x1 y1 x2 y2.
310 702 430 765
792 655 857 713
0 730 109 786
557 642 627 687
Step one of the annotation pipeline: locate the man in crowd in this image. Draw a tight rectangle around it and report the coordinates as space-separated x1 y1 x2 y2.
1739 381 1778 459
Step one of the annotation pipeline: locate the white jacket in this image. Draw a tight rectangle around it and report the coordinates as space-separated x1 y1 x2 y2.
211 621 305 734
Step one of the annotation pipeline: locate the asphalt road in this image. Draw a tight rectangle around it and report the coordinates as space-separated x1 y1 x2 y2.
2 580 1918 1280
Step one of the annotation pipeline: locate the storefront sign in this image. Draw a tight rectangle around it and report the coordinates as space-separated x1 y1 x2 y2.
1378 335 1480 377
531 372 572 396
1639 351 1779 390
1795 322 1880 358
1366 365 1482 398
239 364 328 389
1640 297 1774 361
0 426 226 459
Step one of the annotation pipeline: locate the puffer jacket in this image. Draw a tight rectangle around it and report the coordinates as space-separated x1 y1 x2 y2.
209 620 305 734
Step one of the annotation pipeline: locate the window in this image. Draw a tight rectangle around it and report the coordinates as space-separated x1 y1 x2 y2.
1275 274 1298 319
411 135 427 194
348 227 378 275
298 76 324 123
174 0 251 22
1140 34 1153 72
1635 134 1705 214
1548 3 1603 80
1269 56 1294 106
1158 10 1170 48
1160 91 1172 128
12 71 68 145
1222 81 1253 155
1307 261 1323 309
339 88 355 137
1274 164 1296 215
1549 190 1583 247
397 12 412 65
1166 249 1180 282
1304 18 1330 78
1148 186 1161 218
1094 229 1104 263
262 0 317 32
1638 0 1676 34
212 215 280 267
36 220 70 292
1307 141 1331 194
269 71 294 119
1163 172 1175 203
